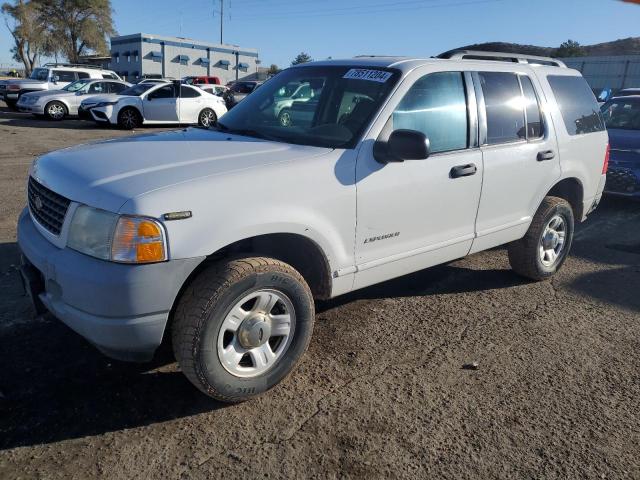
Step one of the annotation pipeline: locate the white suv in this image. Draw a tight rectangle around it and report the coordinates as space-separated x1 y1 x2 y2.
1 63 121 109
17 52 608 402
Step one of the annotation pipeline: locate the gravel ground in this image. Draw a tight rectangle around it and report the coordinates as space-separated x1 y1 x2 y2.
0 105 639 480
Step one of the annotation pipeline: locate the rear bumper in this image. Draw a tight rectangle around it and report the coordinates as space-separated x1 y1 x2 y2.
17 208 205 361
604 165 640 197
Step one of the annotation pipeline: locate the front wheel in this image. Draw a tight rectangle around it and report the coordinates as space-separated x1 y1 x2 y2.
45 101 67 120
172 257 315 402
508 196 575 281
118 107 141 130
198 108 217 128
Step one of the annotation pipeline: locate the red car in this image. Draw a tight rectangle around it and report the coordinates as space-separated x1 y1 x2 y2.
183 76 221 86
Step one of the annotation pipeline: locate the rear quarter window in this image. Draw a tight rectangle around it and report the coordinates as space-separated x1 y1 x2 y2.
547 75 605 135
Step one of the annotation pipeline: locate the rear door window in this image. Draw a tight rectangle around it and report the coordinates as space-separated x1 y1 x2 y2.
109 83 127 94
392 71 468 153
53 70 77 82
547 75 605 135
77 72 90 79
520 76 544 139
478 72 526 145
180 86 201 98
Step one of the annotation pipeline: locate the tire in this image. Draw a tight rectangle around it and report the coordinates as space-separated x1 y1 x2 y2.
198 108 217 128
5 100 18 111
172 257 315 402
45 101 67 120
278 109 292 127
118 107 141 130
508 196 575 281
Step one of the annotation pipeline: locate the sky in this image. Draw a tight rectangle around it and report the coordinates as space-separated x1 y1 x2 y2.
1 0 640 69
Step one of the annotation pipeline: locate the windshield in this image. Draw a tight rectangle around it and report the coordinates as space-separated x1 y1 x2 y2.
601 98 640 131
63 79 92 92
119 83 154 96
30 68 49 81
217 66 399 148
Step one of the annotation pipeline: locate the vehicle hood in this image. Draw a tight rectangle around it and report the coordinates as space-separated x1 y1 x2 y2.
30 128 333 212
5 78 47 87
80 94 121 106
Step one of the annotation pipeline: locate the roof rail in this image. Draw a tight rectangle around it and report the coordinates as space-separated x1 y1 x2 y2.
42 62 106 70
438 50 566 68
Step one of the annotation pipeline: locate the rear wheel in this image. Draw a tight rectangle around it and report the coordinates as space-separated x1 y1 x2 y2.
45 101 67 120
118 107 141 130
172 257 315 402
5 100 18 111
278 109 292 127
198 108 217 128
508 196 574 280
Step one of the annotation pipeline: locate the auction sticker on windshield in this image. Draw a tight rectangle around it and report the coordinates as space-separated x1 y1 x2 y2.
343 69 392 83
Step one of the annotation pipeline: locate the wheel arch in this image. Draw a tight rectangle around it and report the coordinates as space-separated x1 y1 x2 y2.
44 99 68 116
162 232 333 348
546 177 584 222
203 232 333 300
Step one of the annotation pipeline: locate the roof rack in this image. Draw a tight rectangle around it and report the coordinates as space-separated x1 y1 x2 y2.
438 50 566 68
42 62 107 70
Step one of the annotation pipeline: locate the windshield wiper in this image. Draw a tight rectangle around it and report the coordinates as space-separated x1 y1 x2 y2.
214 123 282 142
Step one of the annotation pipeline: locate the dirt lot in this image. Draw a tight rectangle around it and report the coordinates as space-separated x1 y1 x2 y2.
0 104 639 479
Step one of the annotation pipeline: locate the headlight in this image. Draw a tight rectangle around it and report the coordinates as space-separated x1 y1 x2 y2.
68 205 167 263
96 101 118 107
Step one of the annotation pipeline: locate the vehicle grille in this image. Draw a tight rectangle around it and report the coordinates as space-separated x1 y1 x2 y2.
28 177 71 235
605 168 640 194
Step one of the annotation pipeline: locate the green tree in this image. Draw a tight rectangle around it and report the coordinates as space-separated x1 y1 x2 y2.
35 0 115 63
2 0 53 75
291 52 312 66
267 63 280 75
554 39 585 58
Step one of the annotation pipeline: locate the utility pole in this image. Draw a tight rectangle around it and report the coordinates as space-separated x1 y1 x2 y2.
220 0 223 44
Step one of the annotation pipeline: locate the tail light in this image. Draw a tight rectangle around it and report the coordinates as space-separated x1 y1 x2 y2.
7 84 20 91
602 143 610 174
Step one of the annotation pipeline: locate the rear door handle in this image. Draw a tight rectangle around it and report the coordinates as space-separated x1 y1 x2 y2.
450 163 477 179
537 150 555 161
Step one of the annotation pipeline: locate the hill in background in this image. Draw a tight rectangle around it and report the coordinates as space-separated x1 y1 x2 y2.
443 37 640 57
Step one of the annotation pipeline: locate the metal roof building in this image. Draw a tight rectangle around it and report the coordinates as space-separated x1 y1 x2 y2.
559 55 640 91
108 33 259 83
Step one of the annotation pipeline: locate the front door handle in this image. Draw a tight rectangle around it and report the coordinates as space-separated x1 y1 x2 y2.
450 163 477 179
537 150 555 161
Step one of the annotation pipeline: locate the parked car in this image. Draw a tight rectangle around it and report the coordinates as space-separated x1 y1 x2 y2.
600 95 640 197
222 80 262 109
0 63 121 109
88 82 227 129
135 78 172 85
16 78 130 120
183 75 221 86
18 53 607 402
198 84 228 96
272 81 317 120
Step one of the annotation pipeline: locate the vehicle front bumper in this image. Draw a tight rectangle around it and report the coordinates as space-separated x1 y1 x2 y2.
17 208 205 361
90 106 115 123
16 101 45 114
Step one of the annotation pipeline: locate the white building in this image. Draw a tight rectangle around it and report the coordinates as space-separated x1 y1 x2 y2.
108 33 259 83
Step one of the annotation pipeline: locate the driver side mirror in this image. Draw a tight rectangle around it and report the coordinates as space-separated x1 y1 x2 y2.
377 129 430 163
51 75 60 84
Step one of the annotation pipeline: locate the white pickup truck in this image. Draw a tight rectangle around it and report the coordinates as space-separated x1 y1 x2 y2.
18 52 608 402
